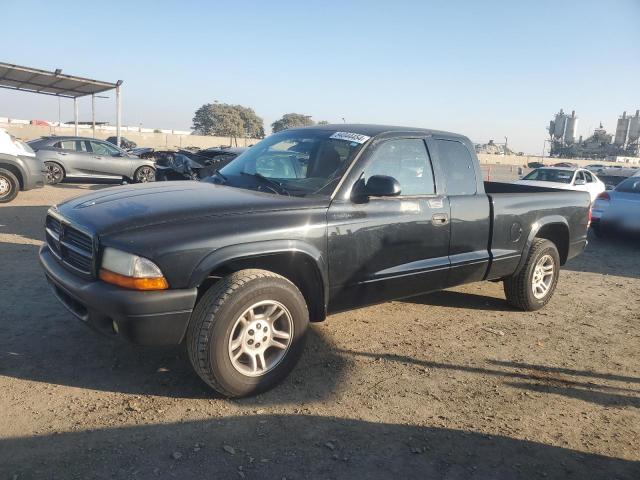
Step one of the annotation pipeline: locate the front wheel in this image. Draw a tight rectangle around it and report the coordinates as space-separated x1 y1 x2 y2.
134 165 156 183
186 269 309 397
503 239 560 311
0 168 20 203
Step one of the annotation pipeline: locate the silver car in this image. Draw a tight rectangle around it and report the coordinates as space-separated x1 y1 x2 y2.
591 175 640 237
28 136 155 184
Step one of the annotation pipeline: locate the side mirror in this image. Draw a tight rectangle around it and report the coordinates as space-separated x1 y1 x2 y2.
352 175 401 200
574 179 586 186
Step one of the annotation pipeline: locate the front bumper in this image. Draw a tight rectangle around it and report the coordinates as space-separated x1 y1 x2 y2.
39 244 198 345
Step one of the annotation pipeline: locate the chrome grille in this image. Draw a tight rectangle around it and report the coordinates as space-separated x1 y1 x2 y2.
45 214 95 276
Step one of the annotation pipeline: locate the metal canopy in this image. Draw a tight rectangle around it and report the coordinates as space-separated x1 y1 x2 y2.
0 62 117 98
0 62 123 145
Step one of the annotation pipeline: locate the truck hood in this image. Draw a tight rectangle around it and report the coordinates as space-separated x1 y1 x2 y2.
54 181 329 235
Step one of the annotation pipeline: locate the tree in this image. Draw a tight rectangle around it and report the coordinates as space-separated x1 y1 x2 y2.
317 120 330 125
271 113 315 133
235 105 265 139
192 103 265 141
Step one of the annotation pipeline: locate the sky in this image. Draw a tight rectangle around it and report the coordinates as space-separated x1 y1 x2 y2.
1 0 639 154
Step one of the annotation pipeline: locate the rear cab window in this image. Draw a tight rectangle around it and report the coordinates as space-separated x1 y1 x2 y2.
434 139 477 195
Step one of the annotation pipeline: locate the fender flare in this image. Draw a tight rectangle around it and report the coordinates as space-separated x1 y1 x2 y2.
514 215 569 274
188 239 329 304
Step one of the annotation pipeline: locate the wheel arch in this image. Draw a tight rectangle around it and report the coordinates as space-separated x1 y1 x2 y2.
517 216 570 273
190 241 329 322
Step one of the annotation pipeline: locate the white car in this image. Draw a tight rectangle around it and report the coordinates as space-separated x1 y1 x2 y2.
515 167 605 203
0 128 45 202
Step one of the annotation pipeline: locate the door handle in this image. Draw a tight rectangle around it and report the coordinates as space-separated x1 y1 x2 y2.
431 213 449 226
57 152 68 155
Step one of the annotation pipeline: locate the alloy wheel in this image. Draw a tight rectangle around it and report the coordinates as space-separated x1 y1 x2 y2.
227 300 294 377
531 254 555 299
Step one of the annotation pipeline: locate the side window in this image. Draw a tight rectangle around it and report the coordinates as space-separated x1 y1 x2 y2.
584 172 594 183
575 171 585 183
363 138 435 196
53 140 77 151
436 139 477 195
90 141 120 156
75 140 89 152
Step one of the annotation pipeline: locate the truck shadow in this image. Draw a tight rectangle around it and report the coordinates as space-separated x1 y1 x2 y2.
0 414 637 480
340 350 640 409
405 289 511 311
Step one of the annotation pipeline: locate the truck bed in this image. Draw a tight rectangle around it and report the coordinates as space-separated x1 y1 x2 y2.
483 181 590 280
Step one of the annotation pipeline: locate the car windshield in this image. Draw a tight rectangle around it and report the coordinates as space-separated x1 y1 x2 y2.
522 168 574 184
615 177 640 194
217 129 368 196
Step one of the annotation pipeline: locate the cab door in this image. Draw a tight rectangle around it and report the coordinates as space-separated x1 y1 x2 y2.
429 137 491 287
327 137 451 312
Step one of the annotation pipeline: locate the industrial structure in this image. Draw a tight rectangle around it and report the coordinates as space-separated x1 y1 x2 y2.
548 108 640 160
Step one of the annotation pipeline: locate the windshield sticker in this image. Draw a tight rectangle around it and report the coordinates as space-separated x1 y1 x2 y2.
329 132 371 144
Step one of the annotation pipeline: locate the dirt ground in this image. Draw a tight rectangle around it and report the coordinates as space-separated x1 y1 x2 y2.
1 184 639 480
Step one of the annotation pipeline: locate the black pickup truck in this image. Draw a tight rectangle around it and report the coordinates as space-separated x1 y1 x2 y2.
39 124 589 397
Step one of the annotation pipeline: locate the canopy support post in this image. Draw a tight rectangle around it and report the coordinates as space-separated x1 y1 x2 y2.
115 82 122 147
92 94 96 138
74 97 78 136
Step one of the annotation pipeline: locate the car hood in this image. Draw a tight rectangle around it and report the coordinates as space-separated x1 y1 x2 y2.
54 181 329 236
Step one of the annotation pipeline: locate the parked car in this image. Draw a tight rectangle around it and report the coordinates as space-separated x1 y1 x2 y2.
155 147 246 181
590 176 640 237
106 136 137 150
28 136 156 184
585 164 606 173
0 128 45 202
515 167 605 202
597 167 640 190
527 161 544 169
553 161 578 168
39 124 589 397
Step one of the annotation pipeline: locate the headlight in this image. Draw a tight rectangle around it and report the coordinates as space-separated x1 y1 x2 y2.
99 247 168 290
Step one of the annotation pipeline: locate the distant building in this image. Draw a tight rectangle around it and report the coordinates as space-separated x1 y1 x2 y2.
548 109 639 159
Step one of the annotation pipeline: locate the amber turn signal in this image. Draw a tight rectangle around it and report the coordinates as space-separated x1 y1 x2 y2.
99 269 169 291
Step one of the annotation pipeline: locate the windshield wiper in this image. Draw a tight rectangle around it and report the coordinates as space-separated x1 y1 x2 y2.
241 172 290 195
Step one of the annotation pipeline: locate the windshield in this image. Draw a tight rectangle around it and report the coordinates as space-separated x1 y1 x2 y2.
615 177 640 194
522 168 574 184
217 129 368 196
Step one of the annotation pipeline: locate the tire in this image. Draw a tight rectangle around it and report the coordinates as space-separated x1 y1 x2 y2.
503 239 560 311
134 165 156 183
187 269 309 397
44 161 65 185
0 168 20 203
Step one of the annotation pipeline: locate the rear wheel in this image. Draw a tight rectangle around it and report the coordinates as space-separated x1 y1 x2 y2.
0 168 19 203
503 239 560 311
187 269 309 397
134 165 156 183
44 161 65 184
